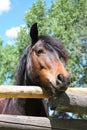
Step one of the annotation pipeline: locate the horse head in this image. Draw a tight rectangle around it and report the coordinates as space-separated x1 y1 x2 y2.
25 23 70 95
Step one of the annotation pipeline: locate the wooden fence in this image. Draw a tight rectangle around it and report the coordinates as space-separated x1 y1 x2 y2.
0 85 87 130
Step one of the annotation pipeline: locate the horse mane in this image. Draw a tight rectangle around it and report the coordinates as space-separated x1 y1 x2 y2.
14 46 29 85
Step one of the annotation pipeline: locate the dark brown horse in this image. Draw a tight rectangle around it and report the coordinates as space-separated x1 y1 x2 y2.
0 23 70 117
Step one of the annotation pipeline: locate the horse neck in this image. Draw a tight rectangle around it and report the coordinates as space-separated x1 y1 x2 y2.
11 98 48 117
9 71 48 116
23 98 48 117
24 74 48 116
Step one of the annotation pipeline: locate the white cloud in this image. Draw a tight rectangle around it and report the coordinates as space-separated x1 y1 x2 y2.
5 26 20 38
0 0 11 15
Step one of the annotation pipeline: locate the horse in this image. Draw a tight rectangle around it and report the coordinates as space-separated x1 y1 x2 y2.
0 23 70 117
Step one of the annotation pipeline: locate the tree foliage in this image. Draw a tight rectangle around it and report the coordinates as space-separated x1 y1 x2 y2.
0 42 18 84
0 0 87 87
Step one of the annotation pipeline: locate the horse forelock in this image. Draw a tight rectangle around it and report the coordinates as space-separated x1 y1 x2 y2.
38 35 68 61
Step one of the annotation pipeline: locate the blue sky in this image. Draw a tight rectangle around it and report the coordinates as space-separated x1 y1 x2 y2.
0 0 52 45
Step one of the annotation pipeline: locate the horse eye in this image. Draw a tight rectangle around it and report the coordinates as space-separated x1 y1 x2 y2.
36 49 44 55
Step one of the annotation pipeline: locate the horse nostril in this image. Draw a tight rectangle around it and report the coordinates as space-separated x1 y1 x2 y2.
57 74 64 82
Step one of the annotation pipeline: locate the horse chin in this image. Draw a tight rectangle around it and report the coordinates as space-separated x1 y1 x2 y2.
49 82 67 96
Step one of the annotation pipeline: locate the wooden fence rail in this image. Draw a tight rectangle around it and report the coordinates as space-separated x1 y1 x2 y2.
0 85 87 98
0 86 87 130
0 115 86 130
0 86 87 114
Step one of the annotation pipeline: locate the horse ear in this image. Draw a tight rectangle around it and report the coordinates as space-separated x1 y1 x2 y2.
30 23 38 45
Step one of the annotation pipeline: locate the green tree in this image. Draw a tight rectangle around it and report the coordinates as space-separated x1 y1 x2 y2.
25 0 52 34
16 26 30 57
0 43 18 84
48 0 87 86
0 0 87 87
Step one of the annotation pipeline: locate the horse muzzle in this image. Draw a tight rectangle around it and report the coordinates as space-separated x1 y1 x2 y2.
50 74 70 95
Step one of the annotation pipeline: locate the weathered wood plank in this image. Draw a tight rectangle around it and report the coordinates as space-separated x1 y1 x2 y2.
67 87 87 94
0 86 48 98
0 115 86 130
0 86 87 114
50 118 87 130
0 85 87 98
0 115 51 130
49 92 87 114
